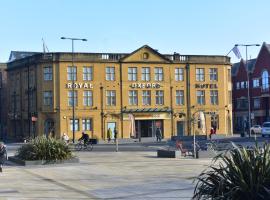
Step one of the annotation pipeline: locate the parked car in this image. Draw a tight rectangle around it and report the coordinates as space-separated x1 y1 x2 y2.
250 125 262 134
261 122 270 137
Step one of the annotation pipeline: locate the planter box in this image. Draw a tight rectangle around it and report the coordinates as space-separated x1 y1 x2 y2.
157 150 181 158
8 156 79 166
89 138 98 144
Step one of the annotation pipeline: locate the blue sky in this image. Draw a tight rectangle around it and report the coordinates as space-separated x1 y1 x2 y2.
0 0 268 62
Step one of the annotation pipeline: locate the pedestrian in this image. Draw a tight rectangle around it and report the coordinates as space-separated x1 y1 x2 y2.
62 133 69 144
213 125 217 135
155 128 162 142
107 128 112 142
114 128 118 143
0 142 7 173
210 127 214 140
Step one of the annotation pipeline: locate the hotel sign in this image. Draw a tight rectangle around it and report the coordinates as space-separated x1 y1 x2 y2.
195 83 217 89
130 83 161 89
66 82 94 89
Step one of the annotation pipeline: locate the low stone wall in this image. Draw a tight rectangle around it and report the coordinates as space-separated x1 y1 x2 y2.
8 156 79 166
157 150 181 158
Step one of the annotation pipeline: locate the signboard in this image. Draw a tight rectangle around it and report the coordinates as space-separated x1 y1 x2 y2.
123 113 171 120
195 83 218 89
66 82 93 89
251 113 254 120
130 83 161 89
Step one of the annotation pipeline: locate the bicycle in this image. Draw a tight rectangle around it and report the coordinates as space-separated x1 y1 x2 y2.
75 140 93 151
206 140 219 154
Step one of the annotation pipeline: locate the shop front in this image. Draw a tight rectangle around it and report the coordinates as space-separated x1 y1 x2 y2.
122 109 171 139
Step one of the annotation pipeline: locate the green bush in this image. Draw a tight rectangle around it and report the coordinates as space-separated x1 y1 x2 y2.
16 136 73 161
193 143 270 200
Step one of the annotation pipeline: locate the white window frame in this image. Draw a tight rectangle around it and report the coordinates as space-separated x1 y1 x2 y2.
128 67 137 81
175 68 184 81
44 66 53 81
154 67 163 81
43 91 53 106
82 118 92 131
210 90 218 105
196 90 205 105
141 67 150 81
67 66 77 81
68 91 78 106
106 67 115 81
176 90 184 105
209 68 218 81
106 90 116 106
83 66 93 81
155 90 164 105
70 119 79 131
196 68 204 81
129 90 138 105
142 90 151 105
83 90 93 106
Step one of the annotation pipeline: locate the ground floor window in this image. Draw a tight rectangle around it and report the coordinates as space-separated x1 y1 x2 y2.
70 119 79 131
82 118 92 131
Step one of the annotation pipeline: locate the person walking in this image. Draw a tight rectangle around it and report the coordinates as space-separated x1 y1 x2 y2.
209 127 214 140
62 133 70 144
114 128 118 143
107 128 112 143
155 128 162 142
0 142 7 173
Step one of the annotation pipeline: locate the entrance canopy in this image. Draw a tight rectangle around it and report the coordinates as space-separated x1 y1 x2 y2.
122 107 172 113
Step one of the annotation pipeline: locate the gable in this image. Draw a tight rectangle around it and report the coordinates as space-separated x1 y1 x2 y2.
121 45 171 63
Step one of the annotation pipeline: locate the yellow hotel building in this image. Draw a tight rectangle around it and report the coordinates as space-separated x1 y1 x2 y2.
6 45 232 140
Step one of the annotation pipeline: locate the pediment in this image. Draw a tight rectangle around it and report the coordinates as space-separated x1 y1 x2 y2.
121 45 171 63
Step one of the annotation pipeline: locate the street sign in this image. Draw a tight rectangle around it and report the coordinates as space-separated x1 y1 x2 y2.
251 113 254 120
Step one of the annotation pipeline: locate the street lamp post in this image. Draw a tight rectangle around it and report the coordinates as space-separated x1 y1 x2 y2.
235 44 260 139
61 37 87 143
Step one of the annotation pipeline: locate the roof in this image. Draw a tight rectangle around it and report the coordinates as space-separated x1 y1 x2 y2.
8 51 40 62
245 58 257 72
264 42 270 53
120 45 172 63
231 58 256 76
231 62 241 76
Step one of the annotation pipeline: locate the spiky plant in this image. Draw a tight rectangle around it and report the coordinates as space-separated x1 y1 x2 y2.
193 143 270 200
16 136 73 161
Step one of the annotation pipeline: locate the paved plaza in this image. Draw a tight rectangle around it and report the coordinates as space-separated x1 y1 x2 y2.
0 150 212 200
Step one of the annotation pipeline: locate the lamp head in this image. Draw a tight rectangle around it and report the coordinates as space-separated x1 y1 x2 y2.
82 39 87 41
61 37 66 40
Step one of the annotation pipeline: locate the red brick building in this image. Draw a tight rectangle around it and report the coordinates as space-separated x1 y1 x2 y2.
232 42 270 132
0 63 7 140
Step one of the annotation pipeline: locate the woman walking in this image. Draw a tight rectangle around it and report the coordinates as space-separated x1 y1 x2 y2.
0 142 7 172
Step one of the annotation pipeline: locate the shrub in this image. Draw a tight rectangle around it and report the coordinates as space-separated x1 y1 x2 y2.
193 143 270 200
16 136 73 161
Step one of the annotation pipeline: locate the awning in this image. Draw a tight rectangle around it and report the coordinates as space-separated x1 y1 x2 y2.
122 107 172 113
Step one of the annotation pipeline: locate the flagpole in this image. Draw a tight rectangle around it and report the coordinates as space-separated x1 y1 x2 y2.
226 48 233 56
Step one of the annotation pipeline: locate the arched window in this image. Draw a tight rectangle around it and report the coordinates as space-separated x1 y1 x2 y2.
262 70 269 90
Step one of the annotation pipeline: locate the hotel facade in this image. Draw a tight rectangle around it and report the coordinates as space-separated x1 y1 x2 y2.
6 45 232 140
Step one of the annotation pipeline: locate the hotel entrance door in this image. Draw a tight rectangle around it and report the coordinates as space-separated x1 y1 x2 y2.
135 120 163 138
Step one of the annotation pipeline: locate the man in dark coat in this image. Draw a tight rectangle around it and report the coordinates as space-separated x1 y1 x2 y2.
155 128 162 142
0 142 7 172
